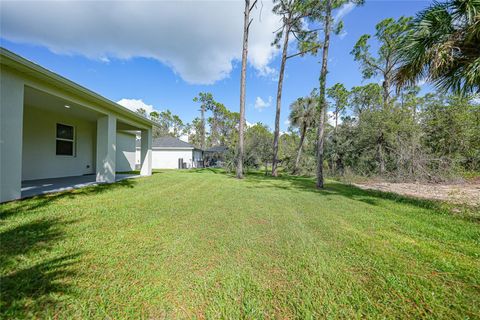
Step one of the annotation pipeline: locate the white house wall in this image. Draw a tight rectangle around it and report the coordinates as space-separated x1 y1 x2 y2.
134 148 204 169
154 149 193 169
0 68 24 202
22 105 96 181
141 148 194 169
116 132 136 172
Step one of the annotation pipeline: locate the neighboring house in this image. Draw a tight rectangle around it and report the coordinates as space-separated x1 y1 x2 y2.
204 146 228 167
0 47 156 202
136 136 203 169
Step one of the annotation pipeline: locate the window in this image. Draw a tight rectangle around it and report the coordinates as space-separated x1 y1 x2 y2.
56 123 75 156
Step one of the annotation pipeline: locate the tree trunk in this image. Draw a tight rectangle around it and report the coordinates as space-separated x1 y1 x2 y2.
382 71 391 107
316 106 327 187
272 20 291 177
316 0 331 189
293 124 307 174
200 105 206 150
377 133 385 174
332 106 338 174
236 0 250 179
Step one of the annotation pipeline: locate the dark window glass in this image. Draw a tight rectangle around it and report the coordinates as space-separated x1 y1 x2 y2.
56 123 74 140
56 140 73 156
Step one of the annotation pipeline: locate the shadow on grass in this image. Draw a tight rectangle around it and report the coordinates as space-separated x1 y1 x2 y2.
1 179 136 221
117 170 163 175
1 218 82 318
1 254 80 317
241 172 480 221
188 168 224 174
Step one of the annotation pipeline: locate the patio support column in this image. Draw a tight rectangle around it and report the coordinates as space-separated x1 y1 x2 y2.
96 114 116 183
0 70 24 202
140 128 152 176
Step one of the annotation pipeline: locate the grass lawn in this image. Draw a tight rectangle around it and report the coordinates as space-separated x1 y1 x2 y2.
1 169 479 319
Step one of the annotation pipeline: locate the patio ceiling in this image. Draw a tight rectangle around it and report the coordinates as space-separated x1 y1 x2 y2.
24 86 103 121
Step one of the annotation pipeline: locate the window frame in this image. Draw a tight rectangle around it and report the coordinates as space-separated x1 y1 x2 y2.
55 123 76 157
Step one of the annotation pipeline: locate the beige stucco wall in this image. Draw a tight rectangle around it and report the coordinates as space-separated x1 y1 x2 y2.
22 105 96 181
116 132 136 172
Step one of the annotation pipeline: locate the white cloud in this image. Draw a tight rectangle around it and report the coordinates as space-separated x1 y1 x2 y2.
254 96 273 110
338 31 348 40
284 119 291 126
256 65 278 80
117 98 156 114
334 2 356 22
0 1 281 85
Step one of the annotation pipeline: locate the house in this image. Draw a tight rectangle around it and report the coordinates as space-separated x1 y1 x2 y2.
204 145 228 167
0 47 156 202
136 136 203 169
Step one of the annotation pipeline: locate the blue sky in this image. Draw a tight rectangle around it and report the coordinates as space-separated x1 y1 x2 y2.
0 0 431 131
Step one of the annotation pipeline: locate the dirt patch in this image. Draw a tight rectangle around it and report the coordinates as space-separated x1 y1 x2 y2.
353 181 480 207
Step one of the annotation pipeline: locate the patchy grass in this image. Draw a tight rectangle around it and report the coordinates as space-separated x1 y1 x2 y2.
1 169 479 318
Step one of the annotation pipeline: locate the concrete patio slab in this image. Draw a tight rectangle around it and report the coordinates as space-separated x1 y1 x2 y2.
21 174 140 199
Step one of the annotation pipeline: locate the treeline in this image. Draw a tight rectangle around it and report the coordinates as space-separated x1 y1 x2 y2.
280 87 479 182
138 86 479 182
137 0 479 184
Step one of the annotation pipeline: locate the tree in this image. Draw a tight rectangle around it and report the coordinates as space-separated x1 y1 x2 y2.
350 83 383 115
193 92 215 150
237 0 258 179
289 93 317 174
310 0 364 188
135 108 147 118
208 102 239 147
349 83 390 174
394 0 480 95
421 94 480 170
327 83 349 173
271 0 319 176
149 109 185 138
244 123 274 173
351 17 413 105
327 83 349 132
185 117 203 149
171 114 185 137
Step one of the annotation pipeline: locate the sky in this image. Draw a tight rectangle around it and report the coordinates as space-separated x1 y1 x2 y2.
0 0 432 131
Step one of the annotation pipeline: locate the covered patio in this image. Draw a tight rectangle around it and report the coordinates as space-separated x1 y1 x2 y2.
1 48 156 202
20 174 141 199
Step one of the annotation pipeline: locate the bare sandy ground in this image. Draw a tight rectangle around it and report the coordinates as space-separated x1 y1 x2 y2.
354 181 480 207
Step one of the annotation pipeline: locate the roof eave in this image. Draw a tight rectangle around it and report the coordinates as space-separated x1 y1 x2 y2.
0 47 158 128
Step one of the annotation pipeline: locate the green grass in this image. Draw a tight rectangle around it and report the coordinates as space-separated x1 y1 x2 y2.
1 169 479 319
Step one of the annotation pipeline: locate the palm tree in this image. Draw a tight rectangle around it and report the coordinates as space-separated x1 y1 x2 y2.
289 95 316 174
394 0 480 95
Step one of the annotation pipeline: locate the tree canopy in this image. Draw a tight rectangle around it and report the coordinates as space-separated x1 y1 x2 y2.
394 0 480 95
